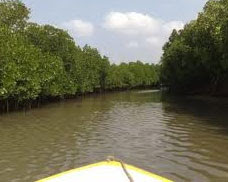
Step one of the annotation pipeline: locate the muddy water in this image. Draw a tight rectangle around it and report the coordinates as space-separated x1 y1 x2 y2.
0 90 228 182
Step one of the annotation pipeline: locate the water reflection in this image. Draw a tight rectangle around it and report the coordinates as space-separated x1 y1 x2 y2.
161 94 228 181
0 91 227 182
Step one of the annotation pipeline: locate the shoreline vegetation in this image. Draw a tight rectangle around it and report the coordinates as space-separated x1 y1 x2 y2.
1 0 228 113
0 0 160 113
160 0 228 96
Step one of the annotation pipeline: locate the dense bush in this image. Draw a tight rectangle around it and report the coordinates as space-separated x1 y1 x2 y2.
0 0 160 111
161 0 228 94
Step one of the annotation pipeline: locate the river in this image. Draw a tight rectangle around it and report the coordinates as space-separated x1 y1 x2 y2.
0 90 228 182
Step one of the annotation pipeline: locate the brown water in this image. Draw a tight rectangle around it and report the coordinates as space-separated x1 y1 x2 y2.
0 90 228 182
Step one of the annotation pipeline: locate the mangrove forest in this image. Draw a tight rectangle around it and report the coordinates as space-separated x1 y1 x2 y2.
160 0 228 95
1 0 228 113
0 0 160 111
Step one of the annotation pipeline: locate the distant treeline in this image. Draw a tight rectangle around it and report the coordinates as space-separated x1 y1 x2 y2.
0 0 160 111
161 0 228 95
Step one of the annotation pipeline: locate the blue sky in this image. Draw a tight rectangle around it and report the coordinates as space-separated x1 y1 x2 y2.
23 0 207 63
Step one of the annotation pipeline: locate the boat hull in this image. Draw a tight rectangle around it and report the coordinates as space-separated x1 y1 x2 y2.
37 161 172 182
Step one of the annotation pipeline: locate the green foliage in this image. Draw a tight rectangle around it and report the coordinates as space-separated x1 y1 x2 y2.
25 23 80 95
38 53 66 97
0 25 41 101
0 0 160 110
0 0 29 31
106 61 159 89
161 0 228 93
74 45 110 93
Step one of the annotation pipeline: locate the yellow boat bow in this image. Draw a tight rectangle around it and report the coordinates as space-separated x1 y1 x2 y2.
37 160 172 182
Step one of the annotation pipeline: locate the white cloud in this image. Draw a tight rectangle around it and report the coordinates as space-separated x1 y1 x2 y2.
60 12 184 63
63 19 94 37
163 21 184 34
102 12 184 62
146 37 160 45
126 41 139 48
103 12 161 36
103 12 184 44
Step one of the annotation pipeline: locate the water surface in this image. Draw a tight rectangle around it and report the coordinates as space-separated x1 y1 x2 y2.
0 91 228 182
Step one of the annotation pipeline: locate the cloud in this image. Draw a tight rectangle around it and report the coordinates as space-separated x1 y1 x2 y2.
103 12 184 45
146 37 160 45
103 12 161 36
63 19 94 37
163 21 184 34
60 12 184 63
126 41 139 48
102 12 184 62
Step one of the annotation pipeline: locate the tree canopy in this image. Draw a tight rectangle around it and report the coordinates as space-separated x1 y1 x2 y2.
0 0 160 111
160 0 228 94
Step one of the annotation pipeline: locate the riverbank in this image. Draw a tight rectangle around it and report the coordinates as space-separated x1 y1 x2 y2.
0 1 160 114
160 0 228 97
165 81 228 98
0 86 159 114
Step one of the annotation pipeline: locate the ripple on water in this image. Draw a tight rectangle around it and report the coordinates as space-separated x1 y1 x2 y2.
0 91 228 182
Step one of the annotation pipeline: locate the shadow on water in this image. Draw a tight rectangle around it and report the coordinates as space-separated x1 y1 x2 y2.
159 93 228 181
161 93 228 130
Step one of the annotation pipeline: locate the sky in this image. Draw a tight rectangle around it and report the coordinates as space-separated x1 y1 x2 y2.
23 0 207 64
